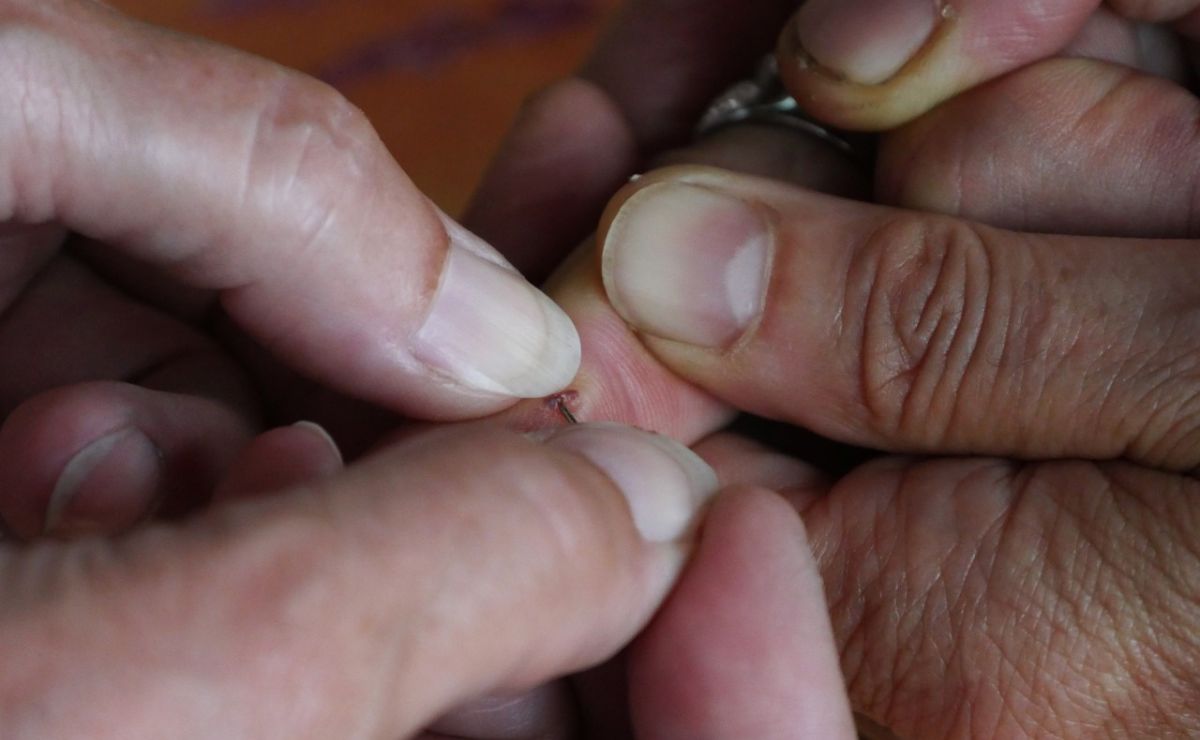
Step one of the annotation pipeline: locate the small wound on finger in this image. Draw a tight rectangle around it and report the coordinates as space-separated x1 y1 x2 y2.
548 391 581 425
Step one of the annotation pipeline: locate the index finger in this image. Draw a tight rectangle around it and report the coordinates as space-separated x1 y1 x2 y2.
1 422 719 736
1 1 579 419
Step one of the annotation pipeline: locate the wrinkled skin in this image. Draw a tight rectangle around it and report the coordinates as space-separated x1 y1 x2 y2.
6 0 1200 737
463 4 1200 735
0 2 855 738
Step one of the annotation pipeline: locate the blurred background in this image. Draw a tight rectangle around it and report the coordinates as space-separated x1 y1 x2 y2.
109 0 620 214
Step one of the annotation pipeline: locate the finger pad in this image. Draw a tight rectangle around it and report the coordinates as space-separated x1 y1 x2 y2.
629 488 855 739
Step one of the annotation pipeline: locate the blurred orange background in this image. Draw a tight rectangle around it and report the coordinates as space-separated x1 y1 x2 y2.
109 0 619 214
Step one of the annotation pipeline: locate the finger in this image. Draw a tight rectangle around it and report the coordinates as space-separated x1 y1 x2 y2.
437 444 838 740
1 422 719 737
877 58 1200 237
692 433 832 511
462 78 638 283
0 252 262 537
1061 7 1188 79
496 124 869 440
1108 0 1200 26
596 167 1200 471
580 0 799 151
0 380 254 539
1 1 578 418
776 0 1101 129
0 257 254 417
630 487 856 740
212 421 343 502
653 126 871 202
464 0 839 283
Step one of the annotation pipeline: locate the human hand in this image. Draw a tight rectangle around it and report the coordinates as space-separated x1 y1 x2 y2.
462 0 1190 282
0 0 585 539
484 38 1200 738
2 417 859 739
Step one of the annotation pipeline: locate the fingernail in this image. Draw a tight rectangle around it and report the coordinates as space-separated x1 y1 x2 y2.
45 428 163 537
413 223 581 398
543 423 719 543
601 182 772 348
292 421 344 469
794 0 938 85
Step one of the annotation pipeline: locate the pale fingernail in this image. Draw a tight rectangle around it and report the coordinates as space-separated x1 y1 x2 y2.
46 428 163 537
543 423 719 543
795 0 938 85
601 182 771 348
413 224 581 398
292 421 344 469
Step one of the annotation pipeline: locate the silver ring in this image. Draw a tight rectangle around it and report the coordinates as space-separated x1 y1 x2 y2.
697 56 862 161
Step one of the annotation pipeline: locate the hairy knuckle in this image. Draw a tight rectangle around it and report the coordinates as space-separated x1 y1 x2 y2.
848 215 998 445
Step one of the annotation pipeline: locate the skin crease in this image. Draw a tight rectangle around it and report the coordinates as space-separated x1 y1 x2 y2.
470 17 1200 731
0 6 857 739
0 0 600 538
478 55 1200 740
6 1 1200 738
775 0 1200 130
11 415 854 739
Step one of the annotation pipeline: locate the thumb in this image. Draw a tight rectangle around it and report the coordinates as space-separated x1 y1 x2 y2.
3 2 579 419
1 422 718 738
777 0 1101 129
595 166 1200 471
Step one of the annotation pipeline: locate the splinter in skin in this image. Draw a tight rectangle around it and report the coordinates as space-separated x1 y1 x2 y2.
549 391 579 425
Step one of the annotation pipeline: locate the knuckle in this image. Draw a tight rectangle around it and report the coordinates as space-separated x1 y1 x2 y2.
244 72 382 228
254 72 378 171
0 9 79 221
846 215 999 444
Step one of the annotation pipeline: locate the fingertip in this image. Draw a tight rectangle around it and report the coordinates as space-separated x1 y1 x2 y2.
630 484 856 739
541 422 719 544
214 422 344 502
0 391 161 539
692 433 831 506
463 77 639 282
405 214 582 409
44 427 163 538
776 0 1097 130
291 421 344 469
0 383 251 539
791 0 941 87
776 3 961 130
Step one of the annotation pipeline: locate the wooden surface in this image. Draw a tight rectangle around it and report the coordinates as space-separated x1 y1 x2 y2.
108 0 618 213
